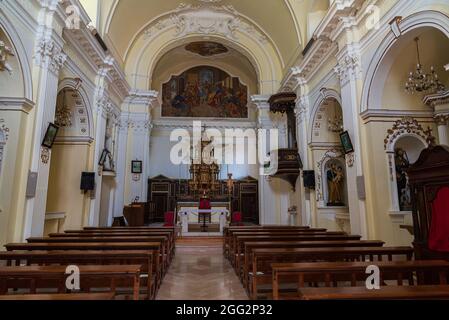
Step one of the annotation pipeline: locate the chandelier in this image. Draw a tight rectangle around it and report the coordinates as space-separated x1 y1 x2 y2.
405 37 445 95
55 89 72 128
328 115 344 133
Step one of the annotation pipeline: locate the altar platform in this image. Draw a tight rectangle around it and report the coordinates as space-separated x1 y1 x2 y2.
177 202 230 236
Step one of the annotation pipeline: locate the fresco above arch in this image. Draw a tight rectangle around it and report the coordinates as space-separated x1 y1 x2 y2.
161 66 248 118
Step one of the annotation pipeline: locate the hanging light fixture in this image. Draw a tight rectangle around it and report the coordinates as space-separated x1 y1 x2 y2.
55 89 72 127
405 37 446 95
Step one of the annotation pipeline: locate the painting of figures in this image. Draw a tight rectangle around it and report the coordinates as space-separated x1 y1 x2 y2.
161 66 248 118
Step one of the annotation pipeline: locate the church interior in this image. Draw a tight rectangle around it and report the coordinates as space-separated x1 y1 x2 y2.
1 0 449 302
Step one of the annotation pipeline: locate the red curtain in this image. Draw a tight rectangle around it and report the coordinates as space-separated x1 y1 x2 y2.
429 187 449 252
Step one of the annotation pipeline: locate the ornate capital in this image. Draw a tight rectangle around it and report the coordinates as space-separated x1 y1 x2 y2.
34 39 67 74
434 114 449 126
334 45 361 86
294 95 310 122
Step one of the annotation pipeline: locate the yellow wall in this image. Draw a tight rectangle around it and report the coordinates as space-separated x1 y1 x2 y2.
45 143 91 233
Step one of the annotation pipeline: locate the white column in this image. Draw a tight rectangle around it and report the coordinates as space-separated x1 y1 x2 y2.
334 44 368 238
295 94 312 227
129 112 152 202
435 114 449 146
251 95 291 225
23 35 67 238
87 60 117 227
113 112 130 217
88 100 108 227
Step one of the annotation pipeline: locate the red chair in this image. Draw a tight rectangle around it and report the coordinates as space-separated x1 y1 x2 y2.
199 198 211 210
232 212 243 226
164 211 175 227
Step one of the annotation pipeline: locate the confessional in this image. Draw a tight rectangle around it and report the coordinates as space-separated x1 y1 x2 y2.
407 145 449 261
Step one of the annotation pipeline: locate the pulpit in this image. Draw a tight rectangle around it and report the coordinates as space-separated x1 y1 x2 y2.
408 145 449 260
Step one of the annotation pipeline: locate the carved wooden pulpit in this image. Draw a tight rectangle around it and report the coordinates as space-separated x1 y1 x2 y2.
407 145 449 261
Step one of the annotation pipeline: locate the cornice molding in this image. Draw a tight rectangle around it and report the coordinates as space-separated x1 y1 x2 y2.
360 109 435 122
0 97 35 114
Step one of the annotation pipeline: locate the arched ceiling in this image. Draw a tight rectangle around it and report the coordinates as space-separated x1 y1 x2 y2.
104 0 303 67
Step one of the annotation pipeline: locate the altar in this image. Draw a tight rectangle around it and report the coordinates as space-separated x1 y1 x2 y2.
177 202 230 236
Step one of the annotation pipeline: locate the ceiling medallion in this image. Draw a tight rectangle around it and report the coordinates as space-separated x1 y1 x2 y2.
185 41 228 57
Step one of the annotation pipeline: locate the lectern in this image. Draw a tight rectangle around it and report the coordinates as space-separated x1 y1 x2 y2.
123 203 146 227
407 145 449 260
199 196 212 232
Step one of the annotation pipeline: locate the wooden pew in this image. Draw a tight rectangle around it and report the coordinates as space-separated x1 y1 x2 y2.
231 234 363 267
223 227 326 257
0 250 156 299
249 246 412 299
4 242 163 286
62 229 176 260
0 265 142 300
241 240 386 286
271 260 449 300
26 236 170 272
294 285 449 300
0 292 116 300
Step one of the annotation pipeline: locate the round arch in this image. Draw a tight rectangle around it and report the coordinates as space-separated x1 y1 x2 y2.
0 11 33 101
57 78 95 142
308 88 342 144
361 10 449 113
125 26 284 95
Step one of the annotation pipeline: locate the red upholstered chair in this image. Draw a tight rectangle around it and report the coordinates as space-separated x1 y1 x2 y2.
164 211 175 227
429 187 449 252
232 212 243 226
199 198 211 210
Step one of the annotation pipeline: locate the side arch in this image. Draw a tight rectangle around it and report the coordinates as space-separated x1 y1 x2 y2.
361 10 449 113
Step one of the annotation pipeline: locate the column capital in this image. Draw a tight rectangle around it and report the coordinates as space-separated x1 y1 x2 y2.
334 44 362 86
250 95 271 109
434 114 449 126
34 38 67 75
294 95 310 123
125 90 159 109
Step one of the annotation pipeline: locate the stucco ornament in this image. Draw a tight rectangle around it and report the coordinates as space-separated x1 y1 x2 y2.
0 40 15 74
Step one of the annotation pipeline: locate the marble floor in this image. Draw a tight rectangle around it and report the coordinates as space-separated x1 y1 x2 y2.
156 239 249 300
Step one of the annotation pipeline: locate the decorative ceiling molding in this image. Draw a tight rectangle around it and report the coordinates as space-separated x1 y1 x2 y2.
57 0 131 101
138 3 272 55
281 0 366 91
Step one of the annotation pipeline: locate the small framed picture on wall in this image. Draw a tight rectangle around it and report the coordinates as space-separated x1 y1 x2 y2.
131 160 142 174
340 131 355 154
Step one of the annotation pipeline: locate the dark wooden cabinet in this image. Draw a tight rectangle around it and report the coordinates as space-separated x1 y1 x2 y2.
408 145 449 261
147 175 259 224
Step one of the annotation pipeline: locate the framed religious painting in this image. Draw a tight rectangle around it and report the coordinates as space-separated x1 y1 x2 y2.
131 160 143 174
41 123 59 149
340 131 354 154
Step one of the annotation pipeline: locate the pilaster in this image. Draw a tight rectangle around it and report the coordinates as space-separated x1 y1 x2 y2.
23 1 67 238
334 43 368 238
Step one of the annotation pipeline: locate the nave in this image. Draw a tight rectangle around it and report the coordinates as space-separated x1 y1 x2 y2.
157 238 248 300
2 224 449 301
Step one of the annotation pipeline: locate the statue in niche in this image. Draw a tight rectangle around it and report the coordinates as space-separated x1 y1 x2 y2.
327 162 345 206
395 148 412 211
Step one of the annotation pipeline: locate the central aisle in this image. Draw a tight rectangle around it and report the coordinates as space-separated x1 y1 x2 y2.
156 238 248 300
